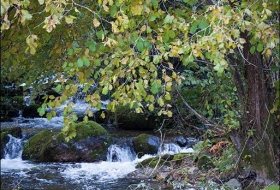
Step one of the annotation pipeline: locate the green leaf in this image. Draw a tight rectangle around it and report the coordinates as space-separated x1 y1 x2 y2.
198 20 208 30
110 5 117 17
153 55 160 64
168 30 176 38
250 46 255 54
82 57 90 67
157 97 164 106
77 58 83 67
257 43 263 52
190 23 198 34
164 15 173 24
68 48 74 56
102 86 108 95
65 16 75 24
55 84 62 92
136 40 144 52
144 41 152 50
151 82 159 94
89 44 96 52
22 10 32 20
95 59 101 66
163 34 169 43
96 30 104 39
149 15 156 21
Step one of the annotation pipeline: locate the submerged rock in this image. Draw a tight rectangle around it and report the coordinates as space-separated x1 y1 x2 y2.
133 134 160 157
22 121 111 162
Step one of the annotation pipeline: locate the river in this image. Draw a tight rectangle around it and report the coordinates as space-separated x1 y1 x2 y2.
1 115 195 190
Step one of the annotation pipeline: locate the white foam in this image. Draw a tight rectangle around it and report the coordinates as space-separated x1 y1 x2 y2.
62 161 136 182
1 158 35 170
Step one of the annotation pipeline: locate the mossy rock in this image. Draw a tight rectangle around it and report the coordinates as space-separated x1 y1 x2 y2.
133 134 160 157
196 154 215 170
74 121 108 140
23 121 111 162
113 105 157 130
136 154 173 168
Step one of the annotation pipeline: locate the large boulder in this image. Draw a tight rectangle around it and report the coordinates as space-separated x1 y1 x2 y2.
22 121 111 162
132 134 160 157
1 127 22 159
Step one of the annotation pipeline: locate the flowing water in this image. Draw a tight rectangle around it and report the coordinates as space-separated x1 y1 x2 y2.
1 97 195 190
1 132 194 190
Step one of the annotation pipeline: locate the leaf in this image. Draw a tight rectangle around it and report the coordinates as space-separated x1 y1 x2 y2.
157 97 164 106
93 18 100 27
131 5 143 15
190 23 198 34
68 48 74 55
148 104 154 111
257 43 263 52
153 55 160 64
151 82 159 94
65 16 75 24
167 111 173 117
82 57 90 67
77 58 83 67
168 30 176 38
136 40 144 52
22 10 32 20
250 46 255 54
55 84 62 92
101 111 106 119
110 5 117 17
164 93 171 100
198 20 208 30
102 86 108 95
38 0 44 5
164 15 174 24
49 95 55 99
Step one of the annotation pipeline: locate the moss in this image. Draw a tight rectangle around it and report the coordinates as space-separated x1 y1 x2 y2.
74 121 108 141
22 129 59 160
133 134 160 157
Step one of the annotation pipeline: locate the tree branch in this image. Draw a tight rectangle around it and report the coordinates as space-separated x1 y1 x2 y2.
174 85 215 127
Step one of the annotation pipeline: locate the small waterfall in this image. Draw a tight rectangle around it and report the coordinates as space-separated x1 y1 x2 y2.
160 143 182 154
4 134 24 159
106 144 136 162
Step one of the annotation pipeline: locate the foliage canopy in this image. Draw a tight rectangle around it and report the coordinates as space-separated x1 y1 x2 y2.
1 0 279 139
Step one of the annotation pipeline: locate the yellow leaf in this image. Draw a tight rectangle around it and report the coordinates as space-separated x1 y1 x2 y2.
101 111 106 119
93 18 100 27
131 5 143 15
103 5 109 12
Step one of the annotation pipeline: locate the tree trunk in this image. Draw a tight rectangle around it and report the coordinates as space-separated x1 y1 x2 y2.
230 41 279 183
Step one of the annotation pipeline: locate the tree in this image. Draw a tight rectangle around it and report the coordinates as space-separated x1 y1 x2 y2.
1 0 279 182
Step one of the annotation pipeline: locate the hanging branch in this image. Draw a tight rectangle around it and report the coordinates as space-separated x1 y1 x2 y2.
174 85 216 127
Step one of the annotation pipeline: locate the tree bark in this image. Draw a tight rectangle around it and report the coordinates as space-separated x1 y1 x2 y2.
231 40 279 183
